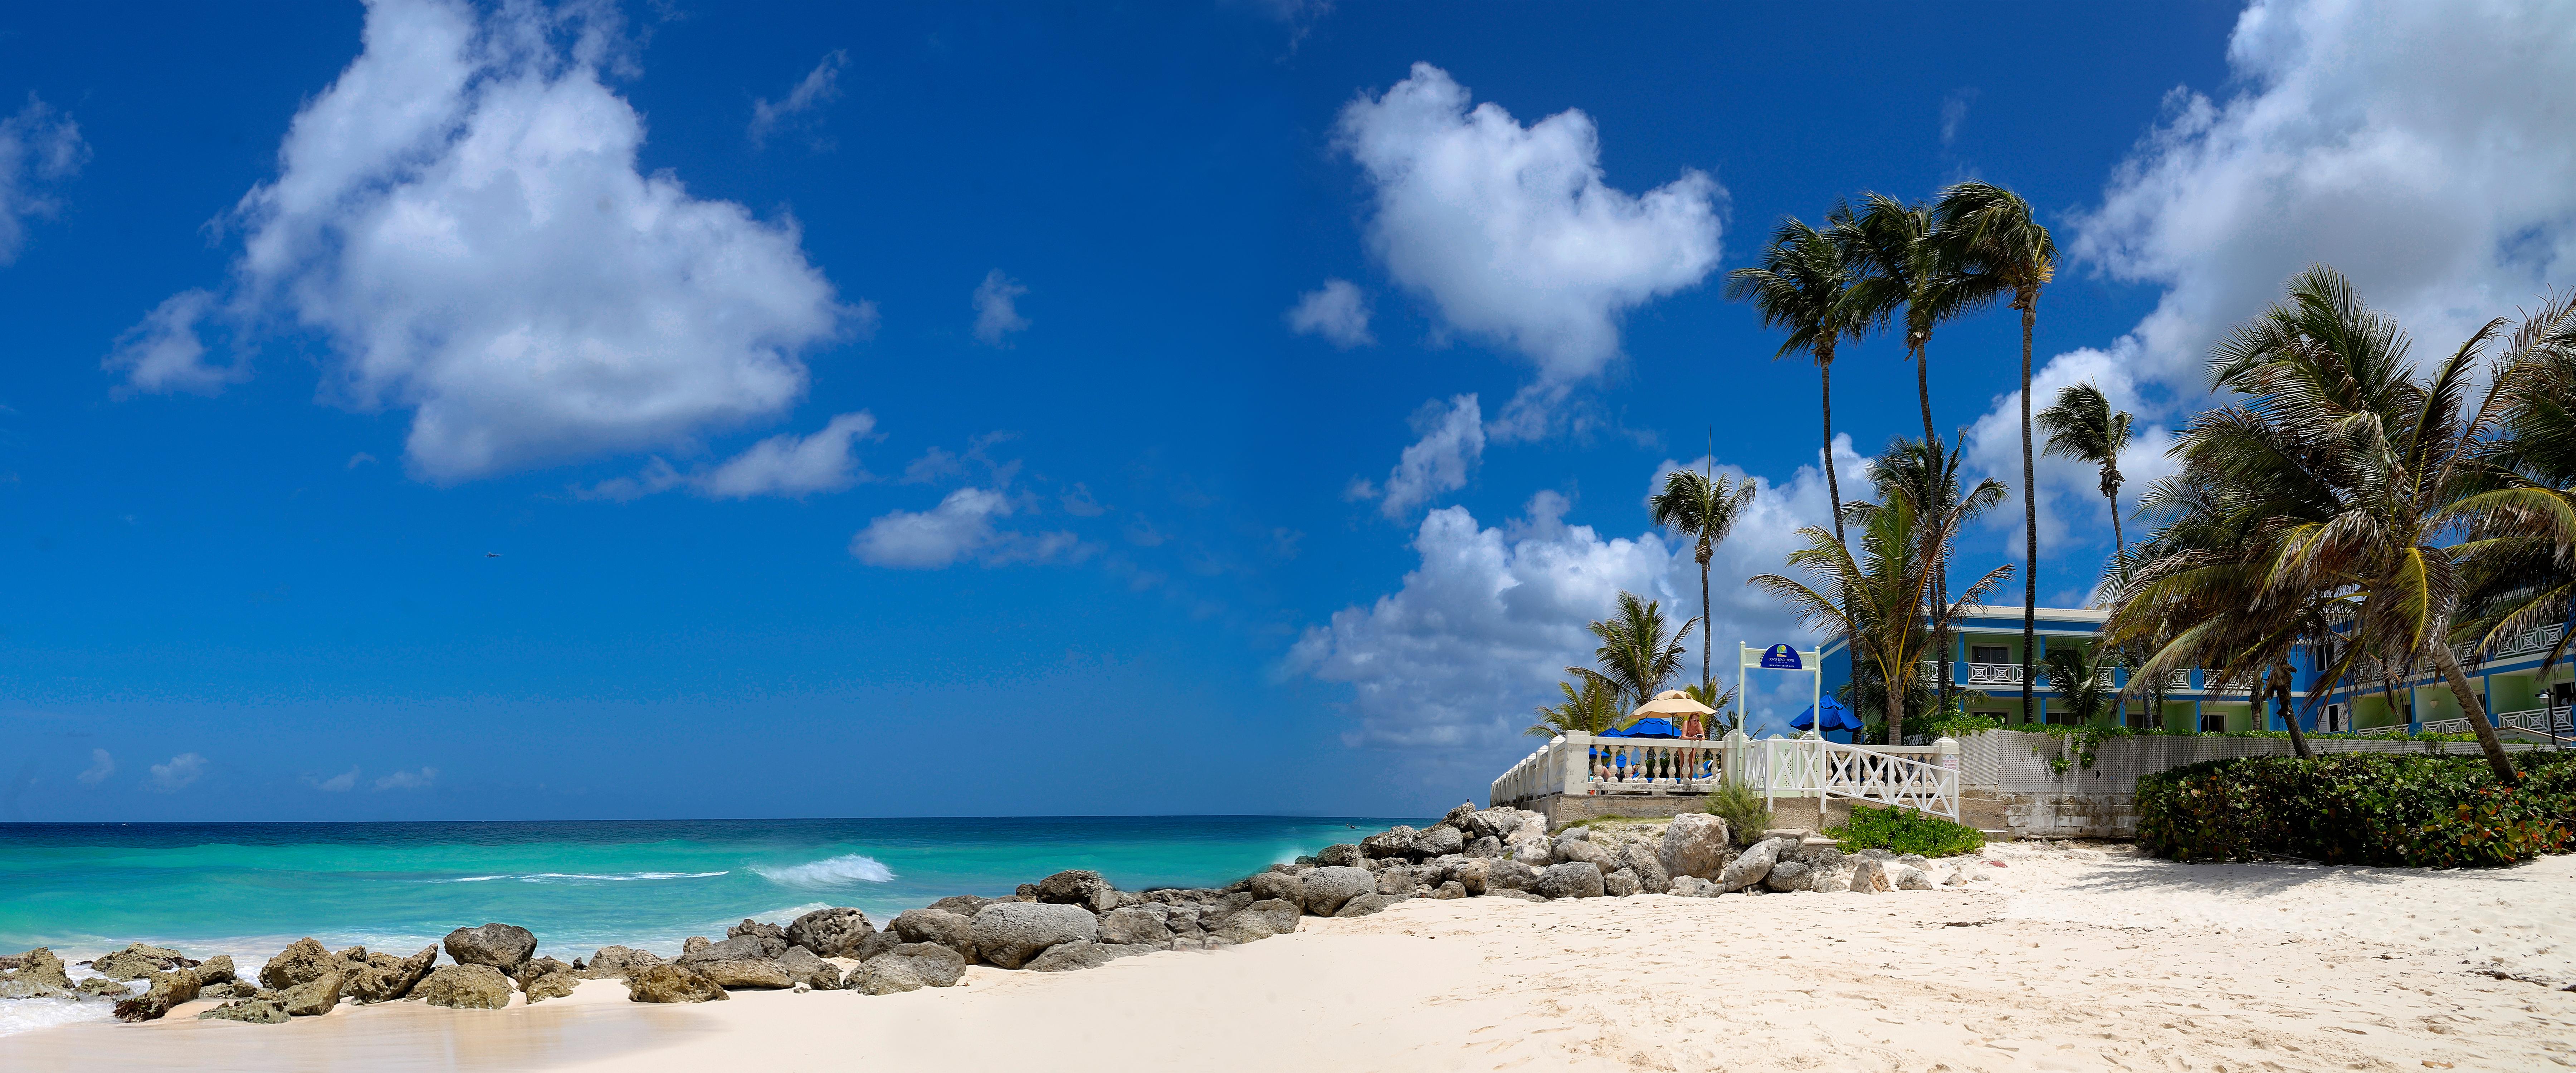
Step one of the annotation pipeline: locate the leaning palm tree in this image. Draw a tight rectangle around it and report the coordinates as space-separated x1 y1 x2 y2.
1650 467 1757 697
2036 382 2136 585
1527 676 1626 739
1834 193 1997 448
2455 290 2576 677
1752 479 2013 743
1937 182 2057 733
1583 591 1695 712
1726 219 1862 546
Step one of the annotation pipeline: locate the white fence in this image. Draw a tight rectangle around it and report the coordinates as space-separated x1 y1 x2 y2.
1491 732 1961 822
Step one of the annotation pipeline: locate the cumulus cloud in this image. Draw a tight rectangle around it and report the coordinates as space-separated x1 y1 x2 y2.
583 411 877 500
104 290 237 394
1290 437 1866 752
1335 62 1722 383
748 49 847 148
0 95 85 264
308 766 360 792
1348 394 1483 519
373 766 437 791
849 487 1079 569
972 269 1029 346
1962 343 2181 572
1285 278 1374 347
111 0 854 482
75 749 113 786
148 753 207 793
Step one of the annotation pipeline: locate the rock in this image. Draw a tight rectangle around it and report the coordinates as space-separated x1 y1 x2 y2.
927 894 1000 917
1098 906 1173 947
198 999 289 1024
577 945 664 981
1318 843 1363 867
1848 858 1891 894
1764 859 1812 892
522 965 580 1003
1025 941 1154 972
1532 862 1607 900
1810 865 1850 893
846 957 925 995
279 973 343 1016
1896 853 1930 871
442 923 538 974
1659 813 1731 880
1441 802 1479 829
1603 868 1642 897
1760 827 1815 843
684 933 787 964
193 954 236 986
1720 839 1781 892
1375 865 1420 896
113 968 203 1021
1552 836 1611 868
890 908 980 964
1360 825 1418 859
1333 893 1409 917
1558 825 1592 842
1426 880 1466 899
681 936 710 956
1246 870 1304 905
1464 836 1502 859
1785 843 1846 872
1241 898 1302 936
971 902 1100 970
1483 858 1540 892
1485 888 1547 902
1894 865 1935 890
1857 848 1898 862
92 943 197 980
726 918 787 945
78 977 133 999
1035 869 1120 912
777 946 841 991
1669 876 1719 897
416 964 513 1009
0 947 74 999
513 956 572 987
1509 836 1555 865
686 957 793 990
1615 844 1671 893
1411 824 1465 858
625 964 727 1003
1296 865 1375 916
259 938 340 991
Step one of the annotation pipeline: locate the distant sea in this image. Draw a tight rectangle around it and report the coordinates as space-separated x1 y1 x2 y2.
0 815 1424 1036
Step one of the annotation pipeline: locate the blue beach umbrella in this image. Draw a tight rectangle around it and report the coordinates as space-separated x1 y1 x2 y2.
1791 697 1863 732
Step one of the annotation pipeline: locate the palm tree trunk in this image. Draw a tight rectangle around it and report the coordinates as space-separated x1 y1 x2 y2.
1913 342 1936 447
2019 303 2038 727
2107 485 2128 588
1699 558 1713 695
2274 656 2311 759
2431 641 2518 783
1820 352 1845 548
1887 660 1907 746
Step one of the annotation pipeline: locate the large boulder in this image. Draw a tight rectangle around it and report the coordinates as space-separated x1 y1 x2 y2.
442 923 538 974
928 894 1002 916
1239 898 1302 936
1296 866 1375 916
577 945 664 981
1603 868 1642 897
1720 838 1781 892
1026 941 1153 972
869 943 966 989
1531 862 1607 900
1894 865 1936 891
259 937 339 991
777 946 842 991
1483 858 1540 892
1669 876 1719 897
1411 824 1465 858
91 943 197 980
1374 864 1420 896
1317 843 1364 867
625 964 727 1003
416 964 513 1009
784 907 875 958
78 977 133 999
1764 859 1812 892
725 918 787 945
112 968 202 1022
1463 836 1503 859
193 954 236 986
1359 825 1418 859
684 933 786 964
847 957 925 995
0 947 75 999
1848 858 1891 894
1333 893 1409 917
279 973 344 1017
1034 869 1120 912
1659 813 1731 880
970 902 1099 970
1246 870 1303 904
1098 906 1172 947
1447 857 1495 895
1551 836 1611 868
1508 836 1554 866
889 908 980 964
1615 844 1671 893
680 956 792 990
197 999 289 1025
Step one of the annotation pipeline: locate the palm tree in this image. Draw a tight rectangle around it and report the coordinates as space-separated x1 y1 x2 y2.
1834 193 1997 448
2455 290 2576 676
1751 476 2013 743
1650 467 1757 697
1527 676 1625 739
1937 182 2057 734
2042 646 2118 726
1726 219 1862 546
1582 591 1695 713
2036 382 2136 584
1683 680 1740 735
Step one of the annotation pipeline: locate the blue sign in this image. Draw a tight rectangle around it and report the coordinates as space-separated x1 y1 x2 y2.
1760 643 1802 670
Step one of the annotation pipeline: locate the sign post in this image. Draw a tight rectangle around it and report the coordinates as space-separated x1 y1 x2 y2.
1740 641 1826 815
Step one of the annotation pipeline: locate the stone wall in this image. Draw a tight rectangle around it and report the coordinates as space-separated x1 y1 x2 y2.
1532 792 1709 829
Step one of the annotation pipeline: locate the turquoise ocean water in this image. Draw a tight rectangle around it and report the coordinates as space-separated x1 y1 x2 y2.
0 815 1421 1035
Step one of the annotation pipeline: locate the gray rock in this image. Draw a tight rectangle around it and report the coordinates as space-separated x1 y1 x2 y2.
442 923 538 974
785 907 875 958
848 929 905 964
1558 825 1592 842
1318 843 1363 868
1360 825 1418 859
1296 866 1375 916
192 954 236 986
1024 941 1154 972
927 894 1001 916
259 938 339 991
1483 858 1540 892
881 943 967 987
1764 859 1812 892
521 965 580 1003
777 946 842 990
890 908 980 964
78 977 133 999
1857 847 1898 862
1531 862 1607 900
726 918 787 945
684 957 792 990
1896 853 1931 871
1429 880 1468 899
845 958 924 995
1441 802 1480 829
512 956 572 989
1098 906 1172 947
1241 898 1302 936
1035 869 1120 912
1375 864 1420 896
197 998 289 1024
0 947 75 1000
1552 836 1611 868
1246 869 1303 904
1333 893 1409 917
1894 865 1935 890
1485 888 1546 902
1411 824 1465 858
1464 836 1503 859
279 972 343 1016
1812 864 1853 893
971 902 1099 970
91 943 197 981
1659 813 1731 880
1509 836 1555 865
113 968 203 1021
1602 868 1642 897
684 933 786 963
1719 838 1781 892
577 945 664 981
681 936 710 956
1848 858 1890 893
416 964 513 1009
1668 876 1719 897
1615 843 1671 893
625 964 727 1003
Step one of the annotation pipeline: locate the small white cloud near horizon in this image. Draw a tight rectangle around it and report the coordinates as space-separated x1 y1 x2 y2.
850 486 1079 569
309 766 360 792
1350 394 1483 519
346 451 379 470
76 749 114 786
583 411 881 501
972 270 1030 346
749 49 848 148
148 753 207 793
373 766 438 791
1285 279 1375 348
1334 62 1722 384
0 94 87 264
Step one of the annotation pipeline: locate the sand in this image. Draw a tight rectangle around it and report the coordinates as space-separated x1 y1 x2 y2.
7 841 2575 1072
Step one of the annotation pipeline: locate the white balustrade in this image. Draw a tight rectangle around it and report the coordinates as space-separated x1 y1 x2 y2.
2498 707 2574 735
1491 731 1960 822
2421 717 2474 735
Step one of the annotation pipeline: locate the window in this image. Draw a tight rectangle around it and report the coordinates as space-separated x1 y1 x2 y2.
2200 709 2225 733
1971 645 2010 664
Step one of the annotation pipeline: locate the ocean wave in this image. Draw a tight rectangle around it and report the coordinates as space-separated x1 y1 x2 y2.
751 854 895 888
0 996 115 1039
424 871 729 884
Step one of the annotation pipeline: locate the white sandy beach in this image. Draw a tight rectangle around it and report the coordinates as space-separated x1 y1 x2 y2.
8 841 2575 1072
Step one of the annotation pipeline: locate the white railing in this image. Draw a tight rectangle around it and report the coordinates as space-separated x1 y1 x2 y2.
1755 736 1959 821
1492 732 1959 823
2421 717 2474 735
1963 661 2023 686
2498 707 2573 736
2357 724 2410 738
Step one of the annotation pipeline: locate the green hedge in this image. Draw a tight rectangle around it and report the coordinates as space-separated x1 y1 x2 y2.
2136 753 2576 867
1827 804 1986 857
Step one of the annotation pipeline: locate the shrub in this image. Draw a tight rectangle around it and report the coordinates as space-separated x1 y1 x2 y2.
1826 804 1986 857
2136 753 2576 867
1703 780 1772 846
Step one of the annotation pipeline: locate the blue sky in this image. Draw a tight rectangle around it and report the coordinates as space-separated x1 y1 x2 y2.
5 0 2569 820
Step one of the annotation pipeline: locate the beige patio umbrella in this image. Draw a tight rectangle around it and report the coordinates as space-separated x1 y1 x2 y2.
1631 688 1715 719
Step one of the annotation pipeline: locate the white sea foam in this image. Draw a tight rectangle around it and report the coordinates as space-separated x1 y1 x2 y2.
751 854 895 888
0 996 113 1038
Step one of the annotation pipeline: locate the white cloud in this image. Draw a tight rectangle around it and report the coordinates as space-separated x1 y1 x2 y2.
576 410 874 501
1290 437 1865 752
1962 344 2180 571
749 49 847 148
104 290 237 395
148 753 207 793
75 749 113 786
0 95 85 264
972 269 1029 346
849 486 1078 569
1350 394 1483 519
1285 278 1374 347
309 766 360 792
1940 88 1979 147
373 766 438 791
1334 62 1722 382
112 0 854 483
